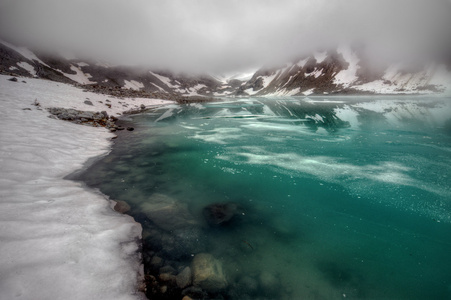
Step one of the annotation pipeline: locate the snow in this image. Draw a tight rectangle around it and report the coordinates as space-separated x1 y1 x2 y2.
58 65 97 85
77 62 90 67
149 71 177 88
306 114 324 122
155 108 175 122
303 88 315 96
244 87 259 95
17 62 37 77
333 45 360 88
0 75 172 300
123 80 144 91
210 72 255 84
0 39 51 68
296 57 309 68
353 63 451 94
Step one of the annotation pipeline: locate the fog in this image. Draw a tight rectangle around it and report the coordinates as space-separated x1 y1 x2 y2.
0 0 450 74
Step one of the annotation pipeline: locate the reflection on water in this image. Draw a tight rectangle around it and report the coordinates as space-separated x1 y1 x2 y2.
76 96 451 299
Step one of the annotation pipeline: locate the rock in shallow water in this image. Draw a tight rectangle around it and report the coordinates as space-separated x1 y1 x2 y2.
176 266 192 289
191 253 227 291
203 202 241 226
140 193 198 231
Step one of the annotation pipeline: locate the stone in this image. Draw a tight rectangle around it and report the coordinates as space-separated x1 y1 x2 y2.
158 273 176 283
176 267 192 289
160 265 176 275
126 127 134 131
181 286 208 299
191 253 227 291
150 256 164 269
84 100 94 105
8 77 18 82
258 271 278 295
182 296 193 300
101 110 109 118
113 200 130 213
203 202 241 226
140 194 197 231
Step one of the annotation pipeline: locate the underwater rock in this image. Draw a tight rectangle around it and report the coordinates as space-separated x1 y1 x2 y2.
113 200 130 213
181 286 208 299
159 227 206 259
176 266 192 289
203 202 241 226
159 273 176 283
150 256 164 269
160 265 176 275
258 271 279 295
191 253 228 291
140 193 198 231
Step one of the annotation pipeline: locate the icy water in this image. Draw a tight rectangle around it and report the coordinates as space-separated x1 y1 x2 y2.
77 96 451 299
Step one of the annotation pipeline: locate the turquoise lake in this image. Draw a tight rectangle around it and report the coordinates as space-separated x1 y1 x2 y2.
78 96 451 299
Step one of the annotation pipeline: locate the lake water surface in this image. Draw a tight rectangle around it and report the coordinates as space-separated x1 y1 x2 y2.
77 96 451 299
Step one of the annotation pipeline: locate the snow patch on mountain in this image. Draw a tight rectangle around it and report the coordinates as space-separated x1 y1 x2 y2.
17 61 37 77
333 45 360 88
124 80 145 91
149 72 176 88
58 65 96 85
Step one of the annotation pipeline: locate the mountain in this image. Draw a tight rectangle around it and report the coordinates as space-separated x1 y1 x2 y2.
237 45 451 96
0 39 230 100
1 39 450 98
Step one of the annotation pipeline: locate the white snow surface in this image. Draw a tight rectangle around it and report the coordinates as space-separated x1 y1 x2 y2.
17 62 37 77
123 80 145 91
0 75 172 300
333 45 360 88
59 65 97 85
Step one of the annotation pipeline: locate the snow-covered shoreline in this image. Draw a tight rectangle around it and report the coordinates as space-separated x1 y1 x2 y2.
0 75 172 300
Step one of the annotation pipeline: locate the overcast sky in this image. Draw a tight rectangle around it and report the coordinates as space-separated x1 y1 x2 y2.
0 0 450 74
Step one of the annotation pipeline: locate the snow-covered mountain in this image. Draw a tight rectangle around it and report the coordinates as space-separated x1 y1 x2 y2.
237 45 451 96
1 39 450 97
0 39 229 99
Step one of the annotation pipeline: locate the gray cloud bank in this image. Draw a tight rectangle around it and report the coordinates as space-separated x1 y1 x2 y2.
0 0 450 73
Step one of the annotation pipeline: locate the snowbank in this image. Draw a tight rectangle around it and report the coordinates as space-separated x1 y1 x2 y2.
0 75 172 300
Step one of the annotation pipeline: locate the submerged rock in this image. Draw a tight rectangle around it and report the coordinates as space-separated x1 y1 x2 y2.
191 253 227 291
176 266 192 289
140 193 198 231
258 271 279 295
113 200 130 213
203 202 241 226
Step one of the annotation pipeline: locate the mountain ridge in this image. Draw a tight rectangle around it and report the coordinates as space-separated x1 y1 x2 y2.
1 39 450 98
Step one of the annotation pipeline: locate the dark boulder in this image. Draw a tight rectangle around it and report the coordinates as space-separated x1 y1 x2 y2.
203 202 241 226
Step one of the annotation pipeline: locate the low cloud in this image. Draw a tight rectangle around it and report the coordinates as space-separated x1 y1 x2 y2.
0 0 450 73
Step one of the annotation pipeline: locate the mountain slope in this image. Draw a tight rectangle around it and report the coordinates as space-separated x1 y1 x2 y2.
237 45 451 96
1 39 450 97
0 39 230 99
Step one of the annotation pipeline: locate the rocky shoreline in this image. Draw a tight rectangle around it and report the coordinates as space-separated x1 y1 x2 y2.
43 91 256 300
